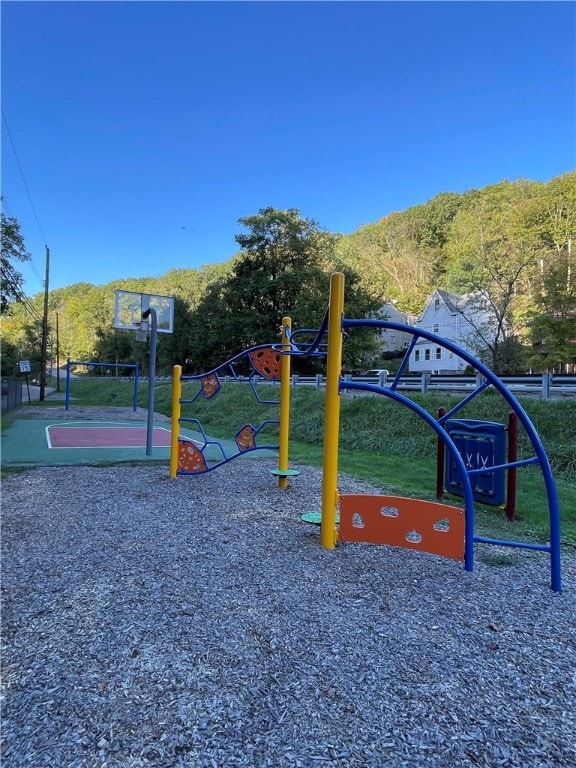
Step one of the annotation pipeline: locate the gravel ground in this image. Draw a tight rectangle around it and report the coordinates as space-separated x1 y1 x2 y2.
12 405 171 422
1 408 575 767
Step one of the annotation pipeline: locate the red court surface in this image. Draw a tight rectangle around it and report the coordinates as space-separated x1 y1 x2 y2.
47 424 172 449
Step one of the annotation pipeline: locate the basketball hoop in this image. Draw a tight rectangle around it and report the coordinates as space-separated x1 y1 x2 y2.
134 321 149 342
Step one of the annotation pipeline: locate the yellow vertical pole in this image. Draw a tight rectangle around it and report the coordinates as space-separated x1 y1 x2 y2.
169 364 182 478
278 316 292 489
321 272 345 549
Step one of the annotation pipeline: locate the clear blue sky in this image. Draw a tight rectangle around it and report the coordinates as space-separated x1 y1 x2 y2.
2 1 575 295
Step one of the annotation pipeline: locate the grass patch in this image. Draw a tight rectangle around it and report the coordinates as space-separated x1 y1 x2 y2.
55 377 140 408
289 441 576 544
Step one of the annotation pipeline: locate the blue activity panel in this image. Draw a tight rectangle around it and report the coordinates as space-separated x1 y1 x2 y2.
444 419 507 506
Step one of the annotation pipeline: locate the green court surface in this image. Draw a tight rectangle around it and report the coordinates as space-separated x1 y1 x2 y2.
0 418 278 468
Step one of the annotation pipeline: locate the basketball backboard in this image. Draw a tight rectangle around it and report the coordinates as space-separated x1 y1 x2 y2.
114 290 175 334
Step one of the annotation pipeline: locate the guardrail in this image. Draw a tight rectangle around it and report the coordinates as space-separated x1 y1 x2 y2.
282 372 576 400
128 371 576 400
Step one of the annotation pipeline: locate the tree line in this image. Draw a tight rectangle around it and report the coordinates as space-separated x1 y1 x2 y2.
1 171 575 378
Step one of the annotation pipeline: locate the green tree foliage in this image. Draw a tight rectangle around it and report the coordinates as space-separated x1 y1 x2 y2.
441 180 543 371
1 212 31 313
334 191 462 313
0 287 44 376
518 172 576 370
3 173 575 377
529 256 576 371
187 208 381 372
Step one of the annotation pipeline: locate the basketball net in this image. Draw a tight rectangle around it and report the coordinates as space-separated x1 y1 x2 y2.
133 321 149 341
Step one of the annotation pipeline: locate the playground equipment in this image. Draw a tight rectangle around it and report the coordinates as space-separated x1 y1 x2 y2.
437 410 519 520
170 317 301 488
314 272 561 592
65 359 140 412
167 272 561 592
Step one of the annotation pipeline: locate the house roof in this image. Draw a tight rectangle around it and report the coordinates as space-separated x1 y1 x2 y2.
435 289 472 314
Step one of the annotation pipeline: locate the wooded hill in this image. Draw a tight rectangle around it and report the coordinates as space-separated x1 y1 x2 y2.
2 171 575 377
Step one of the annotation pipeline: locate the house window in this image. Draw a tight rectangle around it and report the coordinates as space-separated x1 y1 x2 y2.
448 351 454 359
414 350 420 361
436 347 442 360
425 349 431 361
433 324 440 333
434 298 440 311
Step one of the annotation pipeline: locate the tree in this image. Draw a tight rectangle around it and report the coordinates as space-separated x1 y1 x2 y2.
187 207 381 372
528 242 576 372
1 212 31 313
507 172 576 371
444 181 542 372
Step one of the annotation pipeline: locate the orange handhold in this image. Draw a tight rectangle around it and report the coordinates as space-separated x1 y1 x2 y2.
178 440 208 473
201 373 220 399
249 347 281 380
236 424 256 452
339 494 465 561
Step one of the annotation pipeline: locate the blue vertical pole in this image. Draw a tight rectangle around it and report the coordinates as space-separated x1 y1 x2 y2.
133 362 139 412
65 358 71 411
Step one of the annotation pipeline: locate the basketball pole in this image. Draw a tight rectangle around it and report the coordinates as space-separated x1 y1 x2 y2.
142 307 157 456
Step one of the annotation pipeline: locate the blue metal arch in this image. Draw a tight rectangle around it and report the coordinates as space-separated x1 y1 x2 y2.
342 318 562 592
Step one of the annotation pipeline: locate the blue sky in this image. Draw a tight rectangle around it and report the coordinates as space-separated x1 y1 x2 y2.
2 1 575 295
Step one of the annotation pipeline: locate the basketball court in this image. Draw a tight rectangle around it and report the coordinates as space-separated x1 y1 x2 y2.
2 289 277 469
0 417 275 468
46 422 173 449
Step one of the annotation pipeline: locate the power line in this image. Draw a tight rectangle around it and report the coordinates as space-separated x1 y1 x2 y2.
1 107 48 246
1 270 44 324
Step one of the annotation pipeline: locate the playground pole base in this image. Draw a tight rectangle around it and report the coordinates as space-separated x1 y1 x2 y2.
301 512 340 525
270 469 300 477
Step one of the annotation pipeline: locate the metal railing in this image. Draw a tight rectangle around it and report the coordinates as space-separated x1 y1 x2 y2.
130 371 576 400
272 372 576 400
1 377 23 414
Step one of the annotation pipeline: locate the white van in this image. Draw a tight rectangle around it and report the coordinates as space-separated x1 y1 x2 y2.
363 369 389 377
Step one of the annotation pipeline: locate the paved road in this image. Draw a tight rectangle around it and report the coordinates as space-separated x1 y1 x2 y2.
21 384 56 403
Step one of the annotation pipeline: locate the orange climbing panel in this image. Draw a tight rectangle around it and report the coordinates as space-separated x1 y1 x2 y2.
235 424 256 452
178 440 208 473
249 347 281 379
201 373 220 399
339 494 465 561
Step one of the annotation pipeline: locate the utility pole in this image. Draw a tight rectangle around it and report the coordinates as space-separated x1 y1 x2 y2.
141 307 157 456
39 246 50 401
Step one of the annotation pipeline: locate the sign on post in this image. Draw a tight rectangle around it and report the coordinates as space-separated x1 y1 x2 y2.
18 360 32 403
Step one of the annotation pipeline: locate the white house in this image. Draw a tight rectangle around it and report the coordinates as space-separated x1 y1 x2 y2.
377 300 417 355
409 289 494 374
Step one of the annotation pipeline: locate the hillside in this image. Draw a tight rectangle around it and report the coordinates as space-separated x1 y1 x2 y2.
3 171 575 377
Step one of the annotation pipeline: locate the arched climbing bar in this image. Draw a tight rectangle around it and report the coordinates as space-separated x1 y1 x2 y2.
341 317 562 592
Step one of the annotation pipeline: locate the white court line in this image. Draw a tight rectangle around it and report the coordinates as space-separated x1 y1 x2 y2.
45 423 202 450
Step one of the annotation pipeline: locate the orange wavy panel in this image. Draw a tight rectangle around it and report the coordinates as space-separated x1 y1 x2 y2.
339 494 465 561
